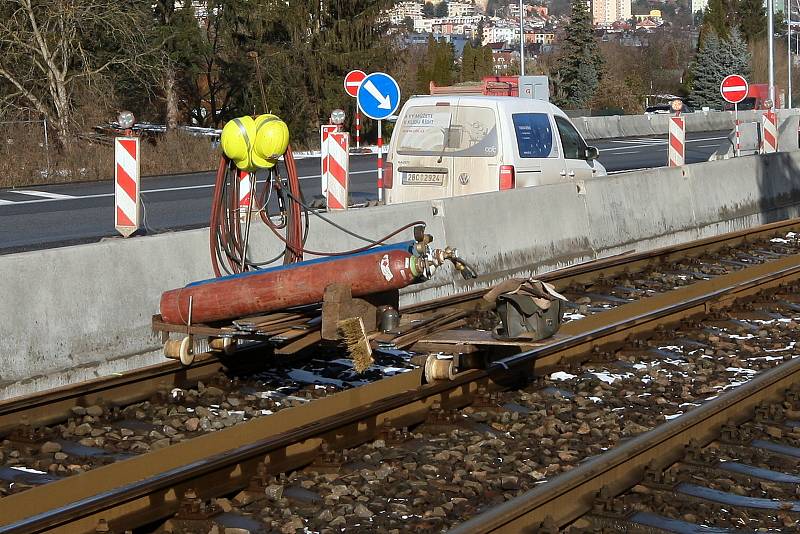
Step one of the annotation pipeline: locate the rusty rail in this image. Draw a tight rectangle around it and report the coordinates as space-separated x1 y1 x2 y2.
450 340 800 532
4 242 800 532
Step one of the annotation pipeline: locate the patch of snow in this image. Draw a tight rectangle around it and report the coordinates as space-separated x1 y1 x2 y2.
550 371 577 380
10 466 47 475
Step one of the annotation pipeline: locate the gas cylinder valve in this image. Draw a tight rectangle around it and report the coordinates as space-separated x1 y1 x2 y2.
416 245 477 280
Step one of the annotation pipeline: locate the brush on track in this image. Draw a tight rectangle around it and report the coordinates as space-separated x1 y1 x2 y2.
338 316 373 373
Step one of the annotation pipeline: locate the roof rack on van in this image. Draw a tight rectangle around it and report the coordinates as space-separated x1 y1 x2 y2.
428 76 550 102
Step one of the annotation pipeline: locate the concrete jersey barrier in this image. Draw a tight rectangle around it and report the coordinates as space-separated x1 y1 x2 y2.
577 109 798 141
5 151 800 398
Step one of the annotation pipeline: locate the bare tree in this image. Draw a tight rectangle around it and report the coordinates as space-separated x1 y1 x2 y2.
0 0 156 144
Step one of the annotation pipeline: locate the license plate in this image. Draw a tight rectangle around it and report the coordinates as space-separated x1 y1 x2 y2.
402 172 445 185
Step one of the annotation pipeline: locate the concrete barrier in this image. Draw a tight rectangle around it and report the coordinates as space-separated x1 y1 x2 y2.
578 109 797 141
6 151 800 398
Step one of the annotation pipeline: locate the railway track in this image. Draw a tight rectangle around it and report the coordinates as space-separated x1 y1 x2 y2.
3 219 800 532
453 346 800 532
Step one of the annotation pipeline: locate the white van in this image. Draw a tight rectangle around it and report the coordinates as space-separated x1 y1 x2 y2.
383 95 606 205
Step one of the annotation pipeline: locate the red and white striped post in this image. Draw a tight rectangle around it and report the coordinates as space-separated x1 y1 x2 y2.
761 110 778 153
238 170 252 214
668 115 685 167
377 120 384 202
114 137 141 237
320 124 338 197
355 108 361 150
735 110 741 157
325 132 350 210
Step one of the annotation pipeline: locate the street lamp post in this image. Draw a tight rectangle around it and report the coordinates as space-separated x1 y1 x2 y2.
769 0 776 109
519 0 525 76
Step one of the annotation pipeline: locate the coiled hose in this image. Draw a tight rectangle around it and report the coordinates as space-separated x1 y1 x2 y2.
209 145 427 277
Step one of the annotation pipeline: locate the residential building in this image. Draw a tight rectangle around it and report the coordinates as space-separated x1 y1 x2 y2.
448 1 477 17
530 30 554 44
690 0 707 14
387 1 424 23
483 24 516 44
592 0 632 24
633 9 661 21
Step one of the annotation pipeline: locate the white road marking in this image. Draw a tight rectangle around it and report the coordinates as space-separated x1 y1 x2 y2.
0 170 377 206
601 136 727 153
608 138 664 145
13 189 77 199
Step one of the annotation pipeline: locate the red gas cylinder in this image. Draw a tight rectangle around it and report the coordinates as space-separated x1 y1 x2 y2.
160 245 422 325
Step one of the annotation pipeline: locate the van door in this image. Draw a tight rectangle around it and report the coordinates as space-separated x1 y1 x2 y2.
390 102 457 203
448 105 502 196
511 112 563 187
554 116 597 181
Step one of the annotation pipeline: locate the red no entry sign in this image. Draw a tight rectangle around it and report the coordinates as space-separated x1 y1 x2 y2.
344 70 366 98
720 74 749 104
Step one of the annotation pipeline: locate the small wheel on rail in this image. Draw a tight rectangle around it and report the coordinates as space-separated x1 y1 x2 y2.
164 336 194 366
209 337 237 356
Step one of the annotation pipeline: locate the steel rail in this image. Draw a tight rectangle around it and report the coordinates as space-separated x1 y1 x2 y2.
450 336 800 533
4 248 800 532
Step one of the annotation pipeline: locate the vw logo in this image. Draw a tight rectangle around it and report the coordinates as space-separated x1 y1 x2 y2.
458 172 469 185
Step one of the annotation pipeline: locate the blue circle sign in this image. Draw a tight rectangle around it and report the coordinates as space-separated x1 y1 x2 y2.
357 72 401 121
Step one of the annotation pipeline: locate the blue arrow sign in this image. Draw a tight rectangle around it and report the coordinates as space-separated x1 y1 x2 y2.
357 72 401 121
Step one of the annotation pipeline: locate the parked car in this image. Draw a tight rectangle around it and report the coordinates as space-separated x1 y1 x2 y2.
645 100 693 114
384 95 605 205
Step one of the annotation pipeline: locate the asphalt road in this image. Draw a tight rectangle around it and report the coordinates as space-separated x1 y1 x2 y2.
0 130 728 254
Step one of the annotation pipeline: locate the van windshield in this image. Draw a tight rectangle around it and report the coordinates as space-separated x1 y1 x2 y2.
396 105 498 157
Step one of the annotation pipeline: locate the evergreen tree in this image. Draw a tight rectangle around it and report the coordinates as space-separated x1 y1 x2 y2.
462 42 476 81
417 36 453 90
553 0 603 108
700 0 730 42
738 0 766 43
423 1 435 17
720 28 751 78
479 45 495 78
152 1 206 129
689 30 726 108
434 1 448 17
473 18 485 47
432 39 455 85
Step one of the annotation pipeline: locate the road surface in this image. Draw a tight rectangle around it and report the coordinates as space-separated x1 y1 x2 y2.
0 131 728 254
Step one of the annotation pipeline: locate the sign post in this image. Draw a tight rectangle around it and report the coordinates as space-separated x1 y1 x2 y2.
320 124 339 197
114 137 141 237
344 70 366 150
325 132 350 211
356 72 401 203
668 99 685 167
721 74 749 157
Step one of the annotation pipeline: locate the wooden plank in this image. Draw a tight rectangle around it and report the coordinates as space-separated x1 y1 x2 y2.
391 314 468 349
372 310 452 343
235 313 310 332
270 324 321 343
409 341 480 354
151 316 231 337
274 331 323 355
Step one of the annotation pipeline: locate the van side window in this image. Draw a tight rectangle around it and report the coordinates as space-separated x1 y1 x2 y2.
554 116 587 160
512 113 555 158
